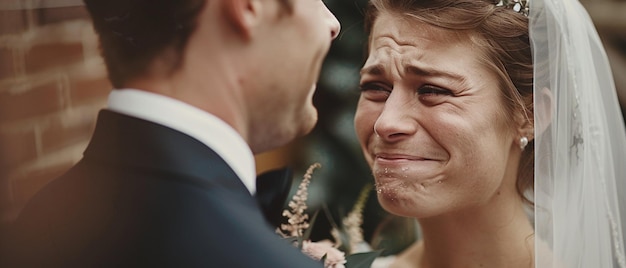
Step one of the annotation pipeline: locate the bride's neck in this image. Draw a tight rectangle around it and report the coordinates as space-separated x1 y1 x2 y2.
415 199 534 268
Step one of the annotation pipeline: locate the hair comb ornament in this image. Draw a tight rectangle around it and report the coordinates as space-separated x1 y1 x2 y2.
496 0 530 16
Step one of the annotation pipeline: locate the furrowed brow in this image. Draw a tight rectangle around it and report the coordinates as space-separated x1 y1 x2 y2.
360 64 385 76
405 65 466 84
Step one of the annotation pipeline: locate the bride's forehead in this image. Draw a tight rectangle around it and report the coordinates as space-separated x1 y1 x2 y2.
370 14 470 46
367 32 475 61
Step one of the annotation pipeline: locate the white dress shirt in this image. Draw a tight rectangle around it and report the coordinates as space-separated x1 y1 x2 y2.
107 89 256 195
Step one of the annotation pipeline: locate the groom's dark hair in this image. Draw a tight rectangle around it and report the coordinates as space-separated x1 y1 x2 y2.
83 0 206 88
84 0 295 89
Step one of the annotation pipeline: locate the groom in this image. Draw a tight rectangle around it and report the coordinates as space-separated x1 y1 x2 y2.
1 0 340 266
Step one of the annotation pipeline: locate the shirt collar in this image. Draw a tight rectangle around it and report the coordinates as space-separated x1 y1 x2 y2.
107 89 256 195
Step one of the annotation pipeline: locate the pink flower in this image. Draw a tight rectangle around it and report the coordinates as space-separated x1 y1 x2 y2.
301 240 347 268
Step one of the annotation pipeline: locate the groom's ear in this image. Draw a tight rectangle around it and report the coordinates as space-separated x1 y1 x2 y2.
220 0 264 41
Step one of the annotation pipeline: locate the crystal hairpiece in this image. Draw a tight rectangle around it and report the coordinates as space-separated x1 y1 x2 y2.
496 0 530 16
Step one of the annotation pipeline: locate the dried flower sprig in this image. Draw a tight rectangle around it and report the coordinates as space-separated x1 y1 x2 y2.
302 240 346 268
278 163 348 268
279 162 321 239
278 163 381 268
331 183 373 254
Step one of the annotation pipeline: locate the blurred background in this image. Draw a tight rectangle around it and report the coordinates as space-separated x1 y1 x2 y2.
1 0 625 256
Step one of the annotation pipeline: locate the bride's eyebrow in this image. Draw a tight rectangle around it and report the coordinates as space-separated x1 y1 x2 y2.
404 65 466 84
360 64 384 76
361 63 467 85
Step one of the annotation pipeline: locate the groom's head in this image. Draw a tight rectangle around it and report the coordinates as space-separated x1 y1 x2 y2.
83 0 340 154
83 0 294 89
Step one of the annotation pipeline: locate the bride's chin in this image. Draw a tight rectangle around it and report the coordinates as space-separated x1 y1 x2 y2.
375 181 443 219
375 180 404 199
374 177 424 199
375 185 416 215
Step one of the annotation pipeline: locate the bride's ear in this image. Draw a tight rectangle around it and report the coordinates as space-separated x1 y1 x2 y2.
534 87 553 137
515 87 553 143
515 100 535 144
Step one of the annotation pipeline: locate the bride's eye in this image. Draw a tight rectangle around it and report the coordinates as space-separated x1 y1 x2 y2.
417 85 452 104
417 85 452 96
359 82 391 102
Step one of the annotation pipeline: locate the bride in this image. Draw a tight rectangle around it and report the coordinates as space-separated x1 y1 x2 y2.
354 0 626 267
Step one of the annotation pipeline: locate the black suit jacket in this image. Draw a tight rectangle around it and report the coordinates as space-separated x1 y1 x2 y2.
2 110 322 268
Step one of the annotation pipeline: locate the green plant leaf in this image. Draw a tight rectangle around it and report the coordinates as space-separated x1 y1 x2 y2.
345 250 384 268
303 209 320 241
282 236 298 244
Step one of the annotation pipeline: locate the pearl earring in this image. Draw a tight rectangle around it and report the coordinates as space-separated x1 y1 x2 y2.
520 136 529 150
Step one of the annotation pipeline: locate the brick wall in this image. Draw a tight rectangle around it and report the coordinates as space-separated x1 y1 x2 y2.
0 3 109 222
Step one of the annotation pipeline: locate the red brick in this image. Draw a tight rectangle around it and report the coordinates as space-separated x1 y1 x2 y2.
0 129 37 169
37 6 90 25
40 116 96 154
70 77 112 105
0 47 14 80
0 176 12 221
0 82 63 122
0 10 29 35
25 42 84 75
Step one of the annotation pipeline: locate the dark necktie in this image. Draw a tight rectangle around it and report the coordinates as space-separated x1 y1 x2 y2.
255 167 293 228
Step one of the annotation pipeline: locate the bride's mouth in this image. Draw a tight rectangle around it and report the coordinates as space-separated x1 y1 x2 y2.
375 154 436 163
372 153 443 181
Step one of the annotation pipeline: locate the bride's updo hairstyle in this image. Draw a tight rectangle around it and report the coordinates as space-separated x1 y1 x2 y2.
364 0 534 205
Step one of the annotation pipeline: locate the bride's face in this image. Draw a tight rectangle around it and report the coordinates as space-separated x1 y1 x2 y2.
355 13 521 219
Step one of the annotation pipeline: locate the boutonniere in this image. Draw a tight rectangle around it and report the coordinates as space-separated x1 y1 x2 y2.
278 163 382 268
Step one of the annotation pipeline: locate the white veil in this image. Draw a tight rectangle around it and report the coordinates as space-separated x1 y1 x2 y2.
530 0 626 267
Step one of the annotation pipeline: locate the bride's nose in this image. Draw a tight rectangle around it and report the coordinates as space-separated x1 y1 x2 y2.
373 91 418 142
